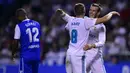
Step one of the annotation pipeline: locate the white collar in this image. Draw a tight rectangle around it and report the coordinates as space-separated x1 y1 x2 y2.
22 19 30 22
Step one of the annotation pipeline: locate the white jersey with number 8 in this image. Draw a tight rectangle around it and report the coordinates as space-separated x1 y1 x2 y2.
64 14 97 56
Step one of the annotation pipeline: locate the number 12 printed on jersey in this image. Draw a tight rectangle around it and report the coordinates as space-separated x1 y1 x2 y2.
26 27 39 43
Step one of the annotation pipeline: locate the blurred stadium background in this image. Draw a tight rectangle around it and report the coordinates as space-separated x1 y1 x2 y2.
0 0 130 73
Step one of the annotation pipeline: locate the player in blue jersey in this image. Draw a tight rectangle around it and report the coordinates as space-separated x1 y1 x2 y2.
11 8 41 73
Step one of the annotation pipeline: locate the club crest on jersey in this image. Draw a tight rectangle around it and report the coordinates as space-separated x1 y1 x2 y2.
93 26 96 30
91 26 96 30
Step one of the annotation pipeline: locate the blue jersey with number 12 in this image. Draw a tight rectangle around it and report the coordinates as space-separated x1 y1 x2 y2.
18 19 41 61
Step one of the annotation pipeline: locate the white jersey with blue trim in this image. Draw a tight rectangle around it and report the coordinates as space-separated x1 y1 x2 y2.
64 14 97 56
87 23 106 55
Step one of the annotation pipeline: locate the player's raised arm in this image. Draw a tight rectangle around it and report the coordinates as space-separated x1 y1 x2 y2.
55 9 66 17
96 11 120 24
55 9 73 22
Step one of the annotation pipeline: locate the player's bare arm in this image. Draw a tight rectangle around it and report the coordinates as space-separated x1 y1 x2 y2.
11 39 19 61
56 9 120 26
96 11 120 24
55 9 73 22
51 9 68 23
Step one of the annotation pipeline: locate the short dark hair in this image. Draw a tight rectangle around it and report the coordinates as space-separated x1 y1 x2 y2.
74 3 86 16
91 3 102 12
16 8 27 17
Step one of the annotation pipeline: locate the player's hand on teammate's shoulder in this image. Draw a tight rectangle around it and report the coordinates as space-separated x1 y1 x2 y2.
83 44 96 51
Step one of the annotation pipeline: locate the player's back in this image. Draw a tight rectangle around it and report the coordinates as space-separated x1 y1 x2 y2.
18 19 41 61
66 17 95 56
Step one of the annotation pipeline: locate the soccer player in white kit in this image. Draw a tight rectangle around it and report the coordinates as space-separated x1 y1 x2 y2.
82 3 106 73
55 3 120 73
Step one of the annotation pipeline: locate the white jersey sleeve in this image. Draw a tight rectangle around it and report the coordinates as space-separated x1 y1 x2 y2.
95 24 106 48
63 14 74 30
85 18 97 30
14 25 21 39
62 14 74 22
